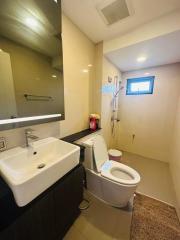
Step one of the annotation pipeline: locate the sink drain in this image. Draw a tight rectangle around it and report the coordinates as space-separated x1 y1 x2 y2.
37 163 46 169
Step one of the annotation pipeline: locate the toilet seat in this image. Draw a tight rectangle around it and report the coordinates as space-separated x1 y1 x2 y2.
100 160 141 185
92 135 141 186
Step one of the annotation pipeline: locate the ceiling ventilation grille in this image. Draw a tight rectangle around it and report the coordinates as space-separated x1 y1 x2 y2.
97 0 131 25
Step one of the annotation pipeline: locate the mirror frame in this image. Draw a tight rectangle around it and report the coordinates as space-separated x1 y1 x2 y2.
0 114 64 131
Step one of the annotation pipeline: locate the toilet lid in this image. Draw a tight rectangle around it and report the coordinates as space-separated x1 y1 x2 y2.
101 160 141 185
93 135 109 172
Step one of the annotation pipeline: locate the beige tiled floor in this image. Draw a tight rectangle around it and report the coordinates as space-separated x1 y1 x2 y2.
64 192 132 240
64 152 177 240
122 152 177 206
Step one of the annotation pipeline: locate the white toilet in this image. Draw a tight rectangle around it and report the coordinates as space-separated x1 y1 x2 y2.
80 134 141 208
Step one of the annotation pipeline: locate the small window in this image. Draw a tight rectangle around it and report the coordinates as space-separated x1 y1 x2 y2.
126 76 155 95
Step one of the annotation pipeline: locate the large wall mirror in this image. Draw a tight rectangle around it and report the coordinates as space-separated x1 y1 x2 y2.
0 0 64 130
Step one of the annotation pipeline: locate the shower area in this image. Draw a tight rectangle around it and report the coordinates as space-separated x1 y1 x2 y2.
100 56 178 210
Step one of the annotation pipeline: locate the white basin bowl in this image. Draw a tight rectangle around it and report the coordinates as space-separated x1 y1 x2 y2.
0 137 80 207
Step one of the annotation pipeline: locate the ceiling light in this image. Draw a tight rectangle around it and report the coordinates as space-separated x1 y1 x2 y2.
88 64 93 67
0 49 2 52
26 18 38 28
52 75 57 78
137 56 147 62
54 0 58 3
82 69 89 73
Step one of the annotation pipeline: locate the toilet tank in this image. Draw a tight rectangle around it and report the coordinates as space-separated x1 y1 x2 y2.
83 139 94 170
75 131 102 170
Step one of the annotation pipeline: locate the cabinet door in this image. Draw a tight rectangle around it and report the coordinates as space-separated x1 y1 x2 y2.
13 208 40 240
33 191 55 240
54 166 84 238
13 191 55 240
71 166 84 206
54 171 75 235
0 225 16 240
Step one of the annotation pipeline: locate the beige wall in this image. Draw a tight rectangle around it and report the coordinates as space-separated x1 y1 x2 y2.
89 43 122 149
0 14 95 148
59 15 95 137
117 63 180 162
92 43 103 115
170 95 180 216
101 57 121 148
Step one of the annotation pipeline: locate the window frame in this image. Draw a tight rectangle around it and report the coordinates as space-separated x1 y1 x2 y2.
126 76 155 95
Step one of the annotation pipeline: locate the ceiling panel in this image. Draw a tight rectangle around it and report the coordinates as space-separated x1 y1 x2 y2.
105 31 180 72
62 0 180 43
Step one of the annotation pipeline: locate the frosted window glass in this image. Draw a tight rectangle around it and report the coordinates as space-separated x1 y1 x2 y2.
130 82 150 92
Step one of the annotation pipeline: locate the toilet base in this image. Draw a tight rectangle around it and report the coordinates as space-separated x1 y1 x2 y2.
86 189 129 208
86 168 137 208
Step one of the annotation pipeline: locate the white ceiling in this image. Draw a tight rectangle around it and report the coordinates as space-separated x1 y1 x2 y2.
105 30 180 72
62 0 180 43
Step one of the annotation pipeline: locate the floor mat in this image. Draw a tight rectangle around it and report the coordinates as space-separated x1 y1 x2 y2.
130 193 180 240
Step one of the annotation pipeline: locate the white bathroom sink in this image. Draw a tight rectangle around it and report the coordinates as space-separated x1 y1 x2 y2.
0 137 80 207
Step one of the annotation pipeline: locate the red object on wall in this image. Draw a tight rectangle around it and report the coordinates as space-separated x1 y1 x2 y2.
89 117 97 131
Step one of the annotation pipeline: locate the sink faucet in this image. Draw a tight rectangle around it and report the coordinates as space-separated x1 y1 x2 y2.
25 128 39 147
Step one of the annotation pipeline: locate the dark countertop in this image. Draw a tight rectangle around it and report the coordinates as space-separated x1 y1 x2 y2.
61 128 101 143
0 128 100 222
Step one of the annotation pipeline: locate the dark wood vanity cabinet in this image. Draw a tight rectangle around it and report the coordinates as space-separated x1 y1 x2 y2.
0 164 84 240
